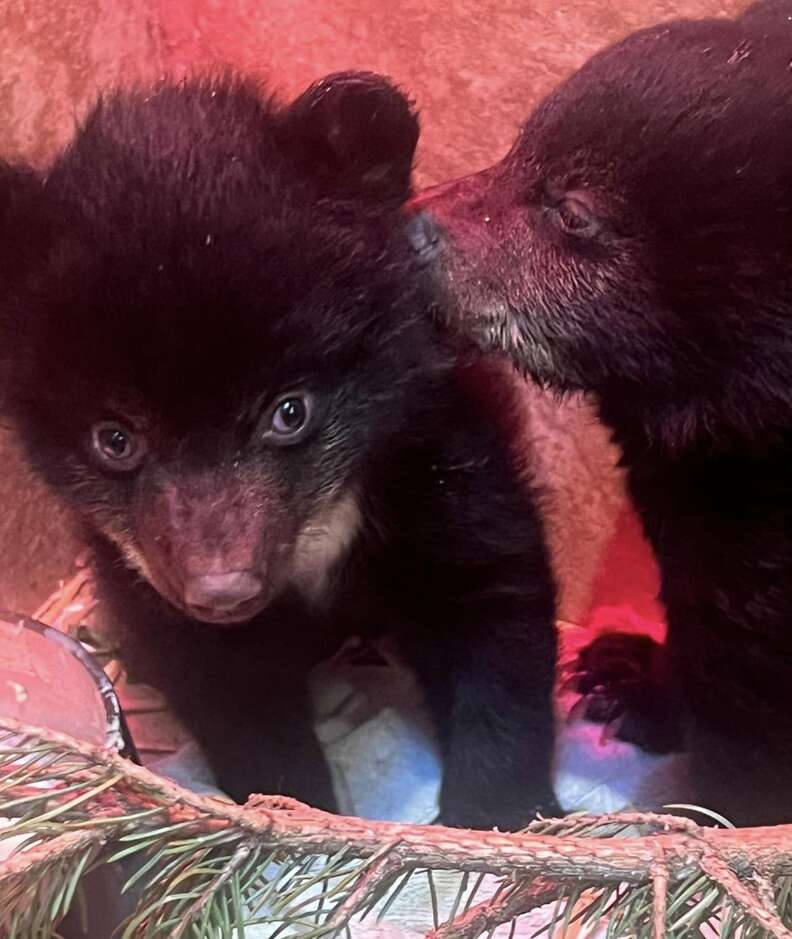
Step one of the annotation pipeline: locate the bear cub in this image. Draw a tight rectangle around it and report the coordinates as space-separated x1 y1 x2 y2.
413 0 792 827
0 72 559 830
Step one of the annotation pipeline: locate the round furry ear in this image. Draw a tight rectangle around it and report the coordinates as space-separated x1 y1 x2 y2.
284 71 419 202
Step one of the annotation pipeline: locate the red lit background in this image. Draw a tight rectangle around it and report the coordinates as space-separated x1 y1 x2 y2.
0 0 745 629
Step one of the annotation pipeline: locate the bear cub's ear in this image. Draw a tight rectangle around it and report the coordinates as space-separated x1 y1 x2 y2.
283 71 419 203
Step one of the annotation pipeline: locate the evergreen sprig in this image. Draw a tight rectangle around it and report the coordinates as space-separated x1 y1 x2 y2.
1 718 792 938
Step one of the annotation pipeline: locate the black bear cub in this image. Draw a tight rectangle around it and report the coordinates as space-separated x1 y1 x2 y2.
413 0 792 826
0 72 559 829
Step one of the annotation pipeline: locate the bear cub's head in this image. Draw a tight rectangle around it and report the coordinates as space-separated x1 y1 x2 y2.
413 0 792 446
0 72 450 624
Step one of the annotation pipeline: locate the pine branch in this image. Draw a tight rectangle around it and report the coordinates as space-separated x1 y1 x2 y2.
1 718 747 886
650 859 668 939
171 841 254 939
699 849 792 938
238 798 792 886
322 839 403 931
424 877 561 939
0 828 107 936
0 829 103 881
4 717 792 938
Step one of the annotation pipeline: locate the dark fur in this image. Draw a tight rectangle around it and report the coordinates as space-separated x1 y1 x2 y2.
415 0 792 826
0 73 559 829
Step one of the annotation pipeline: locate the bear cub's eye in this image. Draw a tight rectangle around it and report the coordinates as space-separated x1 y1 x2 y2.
263 392 315 446
551 192 600 238
91 421 147 472
273 398 307 433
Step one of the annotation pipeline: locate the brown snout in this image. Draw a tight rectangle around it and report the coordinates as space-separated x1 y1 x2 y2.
135 467 282 624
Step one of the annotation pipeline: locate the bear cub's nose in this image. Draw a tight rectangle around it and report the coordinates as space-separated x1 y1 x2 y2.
405 211 443 264
185 571 263 614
